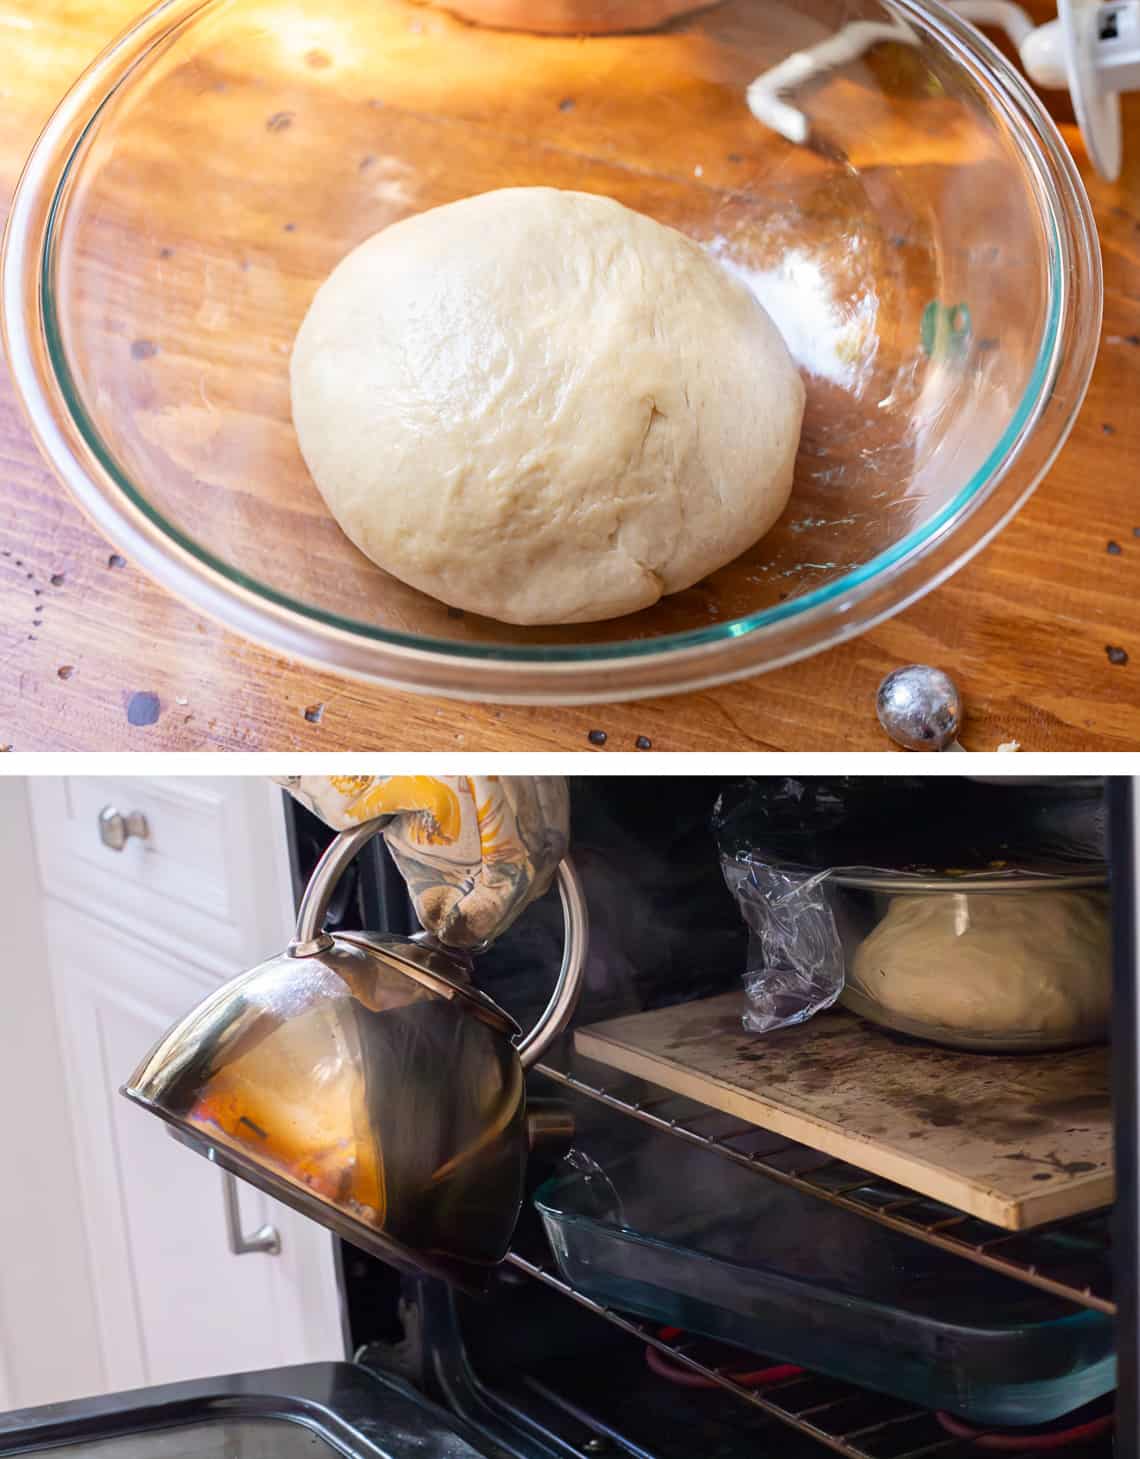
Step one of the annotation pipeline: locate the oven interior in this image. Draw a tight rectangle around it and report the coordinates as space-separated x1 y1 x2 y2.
287 778 1123 1459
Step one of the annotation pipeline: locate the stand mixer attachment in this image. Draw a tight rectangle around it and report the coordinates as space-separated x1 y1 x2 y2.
746 0 1138 180
122 822 588 1289
429 0 1135 178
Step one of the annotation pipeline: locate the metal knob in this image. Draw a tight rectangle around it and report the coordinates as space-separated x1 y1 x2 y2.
98 805 150 851
525 1098 576 1153
876 666 966 752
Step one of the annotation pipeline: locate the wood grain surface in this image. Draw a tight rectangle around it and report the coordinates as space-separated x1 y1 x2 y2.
1 0 1139 752
575 991 1113 1228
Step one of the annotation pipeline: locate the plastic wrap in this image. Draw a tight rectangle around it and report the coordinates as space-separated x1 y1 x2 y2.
712 777 1108 1036
719 859 844 1031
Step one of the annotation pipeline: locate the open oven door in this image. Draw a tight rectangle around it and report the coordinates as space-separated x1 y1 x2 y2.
0 1364 513 1459
1110 778 1139 1459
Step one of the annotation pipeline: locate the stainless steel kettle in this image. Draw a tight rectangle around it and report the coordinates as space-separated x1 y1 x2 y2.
123 821 588 1287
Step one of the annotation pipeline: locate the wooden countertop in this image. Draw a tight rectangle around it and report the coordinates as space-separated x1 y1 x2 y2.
2 0 1139 752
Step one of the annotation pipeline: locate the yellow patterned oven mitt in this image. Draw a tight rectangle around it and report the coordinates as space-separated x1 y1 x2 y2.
275 776 570 949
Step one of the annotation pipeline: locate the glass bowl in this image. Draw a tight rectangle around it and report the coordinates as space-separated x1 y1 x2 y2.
831 869 1111 1051
1 0 1101 702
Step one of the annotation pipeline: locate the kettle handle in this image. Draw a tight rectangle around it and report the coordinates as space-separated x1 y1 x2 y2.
518 852 588 1069
291 821 588 1070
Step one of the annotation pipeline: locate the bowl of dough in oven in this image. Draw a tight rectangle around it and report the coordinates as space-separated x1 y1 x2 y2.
834 870 1111 1053
2 0 1100 701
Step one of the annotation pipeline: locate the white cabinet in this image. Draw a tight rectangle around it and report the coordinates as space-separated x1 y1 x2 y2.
0 778 345 1411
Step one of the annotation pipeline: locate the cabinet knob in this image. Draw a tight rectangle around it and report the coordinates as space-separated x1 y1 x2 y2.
98 805 149 852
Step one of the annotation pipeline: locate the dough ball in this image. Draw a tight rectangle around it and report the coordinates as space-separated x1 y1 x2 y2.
847 891 1111 1047
290 187 805 625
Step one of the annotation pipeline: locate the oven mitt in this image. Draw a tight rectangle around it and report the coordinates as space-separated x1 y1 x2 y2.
275 775 570 949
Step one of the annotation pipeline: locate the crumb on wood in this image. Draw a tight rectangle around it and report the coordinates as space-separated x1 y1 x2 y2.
1108 540 1123 555
50 573 64 586
1107 645 1129 666
558 96 575 111
108 554 127 569
57 665 75 681
587 728 607 746
635 735 652 750
997 740 1020 752
304 702 325 724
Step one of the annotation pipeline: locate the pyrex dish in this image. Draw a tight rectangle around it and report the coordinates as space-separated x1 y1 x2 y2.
535 1128 1117 1424
832 869 1111 1051
1 0 1100 702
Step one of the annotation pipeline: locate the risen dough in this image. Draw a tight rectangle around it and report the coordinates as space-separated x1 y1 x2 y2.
848 892 1110 1046
290 188 805 625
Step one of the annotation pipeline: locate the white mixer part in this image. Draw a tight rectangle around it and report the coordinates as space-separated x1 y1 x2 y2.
746 0 1139 180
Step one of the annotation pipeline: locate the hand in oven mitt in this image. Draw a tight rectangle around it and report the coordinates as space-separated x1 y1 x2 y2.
275 775 570 949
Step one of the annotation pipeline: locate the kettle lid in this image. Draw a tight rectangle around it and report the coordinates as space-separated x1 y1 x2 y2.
330 931 522 1038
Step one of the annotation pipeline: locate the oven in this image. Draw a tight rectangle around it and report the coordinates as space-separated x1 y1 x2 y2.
1 777 1131 1459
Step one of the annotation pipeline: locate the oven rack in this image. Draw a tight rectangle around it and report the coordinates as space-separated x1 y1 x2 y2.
533 1058 1114 1316
507 1250 1007 1459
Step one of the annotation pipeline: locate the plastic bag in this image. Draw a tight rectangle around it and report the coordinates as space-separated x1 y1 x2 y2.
276 775 569 949
713 778 874 1032
719 858 844 1032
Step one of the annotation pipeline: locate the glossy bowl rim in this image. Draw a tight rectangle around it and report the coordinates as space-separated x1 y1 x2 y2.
1 0 1102 703
830 869 1109 891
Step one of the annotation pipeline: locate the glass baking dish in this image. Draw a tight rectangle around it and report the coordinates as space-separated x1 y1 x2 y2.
534 1126 1116 1425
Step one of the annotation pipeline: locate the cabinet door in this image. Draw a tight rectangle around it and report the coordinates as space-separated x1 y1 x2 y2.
28 777 299 973
43 903 345 1392
32 774 346 1396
